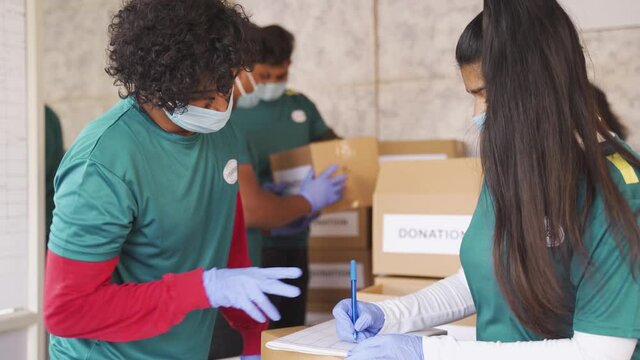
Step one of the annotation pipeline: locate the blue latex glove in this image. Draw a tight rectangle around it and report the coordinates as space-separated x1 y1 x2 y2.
240 356 261 360
299 164 347 213
346 334 424 360
270 212 321 237
263 181 289 196
333 299 385 342
202 267 302 323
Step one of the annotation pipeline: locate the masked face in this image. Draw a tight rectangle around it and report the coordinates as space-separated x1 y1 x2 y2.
164 89 234 133
235 72 263 109
252 62 290 102
460 62 487 129
260 82 287 102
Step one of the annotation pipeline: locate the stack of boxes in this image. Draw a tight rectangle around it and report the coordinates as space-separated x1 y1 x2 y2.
270 138 481 330
270 137 380 324
360 142 481 329
306 208 373 323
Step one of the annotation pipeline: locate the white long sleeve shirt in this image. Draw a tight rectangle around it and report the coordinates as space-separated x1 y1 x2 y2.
375 270 638 360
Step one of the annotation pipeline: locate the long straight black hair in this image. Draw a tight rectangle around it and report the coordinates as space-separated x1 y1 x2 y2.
459 0 640 338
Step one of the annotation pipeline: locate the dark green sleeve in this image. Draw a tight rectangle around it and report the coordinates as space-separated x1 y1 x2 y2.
45 106 65 241
301 95 330 141
572 198 640 339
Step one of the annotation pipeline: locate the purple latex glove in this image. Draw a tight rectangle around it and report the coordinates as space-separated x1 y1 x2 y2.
333 299 385 343
299 164 347 213
346 334 424 360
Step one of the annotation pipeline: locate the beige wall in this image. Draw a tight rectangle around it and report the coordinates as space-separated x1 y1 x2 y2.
43 0 640 152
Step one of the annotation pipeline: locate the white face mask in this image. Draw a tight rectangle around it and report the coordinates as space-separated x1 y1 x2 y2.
236 73 263 109
260 82 287 102
164 90 234 133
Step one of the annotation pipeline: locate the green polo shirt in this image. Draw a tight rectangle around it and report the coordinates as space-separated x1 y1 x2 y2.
460 142 640 359
232 89 330 262
48 97 241 359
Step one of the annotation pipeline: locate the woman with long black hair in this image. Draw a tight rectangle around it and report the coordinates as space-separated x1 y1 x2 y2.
333 0 640 359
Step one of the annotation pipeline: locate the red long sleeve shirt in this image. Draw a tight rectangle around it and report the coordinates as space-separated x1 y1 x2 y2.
44 193 266 355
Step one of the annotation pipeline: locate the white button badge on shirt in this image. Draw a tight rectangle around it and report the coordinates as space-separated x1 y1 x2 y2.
291 109 307 123
223 159 238 185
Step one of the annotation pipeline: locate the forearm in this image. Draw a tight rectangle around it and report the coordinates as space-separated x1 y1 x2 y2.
422 332 637 360
377 270 476 334
239 164 312 229
241 191 311 229
44 251 210 342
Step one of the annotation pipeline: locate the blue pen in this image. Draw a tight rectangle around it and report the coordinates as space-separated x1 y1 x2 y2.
350 259 358 342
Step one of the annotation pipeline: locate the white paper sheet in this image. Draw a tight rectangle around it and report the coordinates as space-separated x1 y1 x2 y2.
266 320 447 358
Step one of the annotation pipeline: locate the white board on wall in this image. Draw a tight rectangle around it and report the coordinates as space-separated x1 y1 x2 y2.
558 0 640 31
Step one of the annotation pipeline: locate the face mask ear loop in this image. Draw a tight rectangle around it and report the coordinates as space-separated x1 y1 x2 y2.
235 77 247 96
247 72 258 89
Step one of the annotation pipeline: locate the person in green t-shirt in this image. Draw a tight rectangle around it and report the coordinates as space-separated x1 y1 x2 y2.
210 65 346 359
232 24 341 330
45 105 64 244
333 2 639 359
210 24 344 359
44 2 303 360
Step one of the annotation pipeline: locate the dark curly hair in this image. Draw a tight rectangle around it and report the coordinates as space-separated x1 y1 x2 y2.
105 0 255 113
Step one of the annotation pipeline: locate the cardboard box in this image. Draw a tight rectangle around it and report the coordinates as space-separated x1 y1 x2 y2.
308 208 372 249
378 140 466 162
262 327 342 360
373 159 483 278
358 276 477 327
270 137 380 213
305 309 335 326
307 248 373 306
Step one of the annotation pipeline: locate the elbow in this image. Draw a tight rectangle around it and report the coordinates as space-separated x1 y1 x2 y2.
44 301 74 337
242 198 270 230
243 207 261 228
44 285 81 338
242 203 262 229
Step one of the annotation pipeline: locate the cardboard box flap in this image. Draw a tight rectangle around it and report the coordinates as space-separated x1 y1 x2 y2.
379 140 466 159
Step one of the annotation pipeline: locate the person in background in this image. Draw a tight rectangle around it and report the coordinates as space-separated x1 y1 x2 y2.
593 84 629 140
234 70 345 266
45 105 64 244
210 26 346 358
44 1 302 359
232 24 341 330
333 1 640 358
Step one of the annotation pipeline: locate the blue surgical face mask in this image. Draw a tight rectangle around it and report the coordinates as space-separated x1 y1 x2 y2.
472 112 486 129
260 82 287 102
164 91 234 133
236 73 263 109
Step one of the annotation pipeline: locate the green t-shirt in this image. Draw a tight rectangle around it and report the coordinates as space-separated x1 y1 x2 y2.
45 105 65 243
460 145 640 358
232 90 330 254
48 97 241 359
